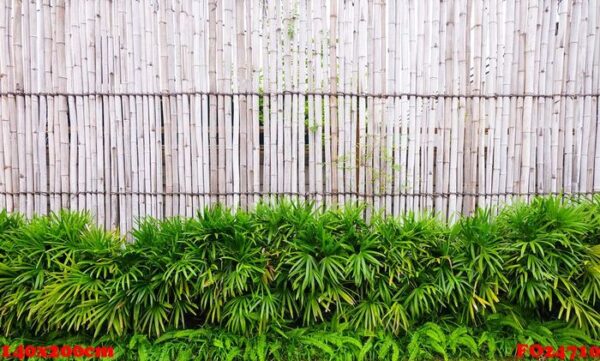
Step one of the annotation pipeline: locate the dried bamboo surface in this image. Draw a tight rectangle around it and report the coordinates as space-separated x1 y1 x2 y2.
1 0 600 231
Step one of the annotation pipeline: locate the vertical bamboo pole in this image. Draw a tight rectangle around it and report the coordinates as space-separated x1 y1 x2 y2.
200 0 210 209
349 0 359 207
499 0 514 206
521 0 538 202
540 0 557 197
217 0 226 204
385 0 395 215
1 0 16 212
399 0 410 215
269 0 278 201
406 0 417 214
282 0 292 198
95 0 106 226
104 0 114 225
576 1 589 195
594 1 600 193
113 0 126 230
317 0 327 206
236 0 248 209
0 1 7 211
191 0 202 212
336 0 346 207
470 0 483 211
436 0 448 215
85 0 99 222
290 0 299 200
415 0 425 213
172 0 181 214
144 3 163 218
448 0 461 220
297 0 307 201
126 0 140 221
179 0 191 214
209 0 218 206
263 0 272 201
372 0 384 212
223 0 235 208
105 1 116 228
249 0 260 206
564 1 580 194
307 0 315 204
582 1 596 194
348 0 358 207
481 0 493 209
490 0 504 210
553 0 569 195
276 1 284 200
21 0 33 216
74 1 87 214
365 0 374 218
536 0 550 196
315 0 324 206
329 0 339 206
357 0 368 212
511 0 526 204
341 0 353 207
420 0 430 213
426 0 438 212
11 0 23 213
36 0 48 214
24 0 31 213
64 1 76 213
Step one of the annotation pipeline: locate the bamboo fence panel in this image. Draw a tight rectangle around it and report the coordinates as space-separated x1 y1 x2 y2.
1 0 600 232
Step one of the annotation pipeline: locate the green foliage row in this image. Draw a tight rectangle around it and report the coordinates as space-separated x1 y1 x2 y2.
1 196 600 359
1 319 596 361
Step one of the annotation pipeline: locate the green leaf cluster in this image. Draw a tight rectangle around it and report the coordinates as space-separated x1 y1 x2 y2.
0 196 599 359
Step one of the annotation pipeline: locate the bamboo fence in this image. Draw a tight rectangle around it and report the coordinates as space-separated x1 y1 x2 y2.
0 0 600 231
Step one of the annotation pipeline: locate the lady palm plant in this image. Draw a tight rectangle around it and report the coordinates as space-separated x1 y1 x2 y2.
280 209 354 325
0 196 599 358
452 208 508 322
498 197 600 335
0 211 105 336
374 213 447 324
577 195 600 310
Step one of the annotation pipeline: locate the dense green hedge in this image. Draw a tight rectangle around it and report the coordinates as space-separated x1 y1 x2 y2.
1 196 599 360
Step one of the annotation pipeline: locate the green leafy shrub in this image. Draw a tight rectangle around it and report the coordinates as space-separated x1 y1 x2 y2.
1 196 599 360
